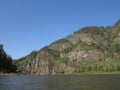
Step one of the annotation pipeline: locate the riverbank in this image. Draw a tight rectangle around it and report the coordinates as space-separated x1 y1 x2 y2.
0 73 17 76
72 71 120 75
1 72 120 76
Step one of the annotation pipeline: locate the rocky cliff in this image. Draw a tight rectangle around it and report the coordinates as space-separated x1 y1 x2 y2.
15 19 120 75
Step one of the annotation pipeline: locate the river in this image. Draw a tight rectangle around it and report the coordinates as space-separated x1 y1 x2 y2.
0 74 120 90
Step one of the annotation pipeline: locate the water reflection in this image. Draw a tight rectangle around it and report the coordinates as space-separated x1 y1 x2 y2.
0 74 120 90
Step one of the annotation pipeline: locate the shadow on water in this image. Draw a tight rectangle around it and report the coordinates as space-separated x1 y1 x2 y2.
0 74 120 90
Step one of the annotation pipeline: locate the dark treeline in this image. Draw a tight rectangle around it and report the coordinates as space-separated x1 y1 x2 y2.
0 49 17 73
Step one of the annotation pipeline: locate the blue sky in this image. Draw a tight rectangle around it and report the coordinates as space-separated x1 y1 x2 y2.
0 0 120 59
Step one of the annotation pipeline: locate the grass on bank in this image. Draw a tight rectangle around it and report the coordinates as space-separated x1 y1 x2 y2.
73 71 120 75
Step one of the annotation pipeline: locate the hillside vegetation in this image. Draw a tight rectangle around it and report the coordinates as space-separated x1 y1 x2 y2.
15 19 120 75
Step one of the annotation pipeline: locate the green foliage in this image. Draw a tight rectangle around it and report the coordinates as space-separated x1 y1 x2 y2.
74 26 104 35
109 44 120 54
53 38 72 45
44 48 61 74
114 19 120 26
62 41 95 53
75 60 120 73
47 49 60 59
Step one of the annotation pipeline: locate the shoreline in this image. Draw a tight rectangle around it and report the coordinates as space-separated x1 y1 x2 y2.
72 72 120 75
0 73 17 76
0 72 120 76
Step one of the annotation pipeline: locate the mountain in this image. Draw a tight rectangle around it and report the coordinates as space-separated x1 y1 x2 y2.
0 44 17 73
15 19 120 75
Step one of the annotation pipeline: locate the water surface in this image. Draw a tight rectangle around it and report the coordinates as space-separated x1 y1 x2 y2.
0 74 120 90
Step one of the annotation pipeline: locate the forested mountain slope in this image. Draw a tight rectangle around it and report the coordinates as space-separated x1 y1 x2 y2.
15 19 120 75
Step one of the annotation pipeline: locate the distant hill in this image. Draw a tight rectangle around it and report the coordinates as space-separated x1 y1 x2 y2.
0 44 17 73
15 19 120 75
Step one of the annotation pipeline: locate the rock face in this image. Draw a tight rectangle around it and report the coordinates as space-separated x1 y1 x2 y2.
61 50 104 62
0 44 17 73
15 19 120 75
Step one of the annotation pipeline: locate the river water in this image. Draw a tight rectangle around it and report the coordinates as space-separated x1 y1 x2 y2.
0 74 120 90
